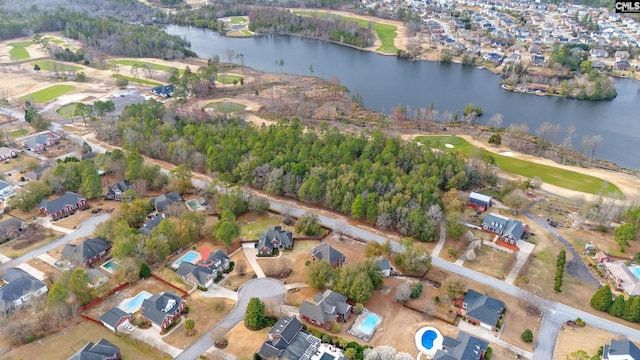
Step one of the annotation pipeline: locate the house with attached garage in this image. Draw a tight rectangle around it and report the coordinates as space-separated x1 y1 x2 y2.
460 289 505 331
0 180 15 200
257 225 293 255
434 331 489 360
21 131 60 153
299 289 352 328
140 291 186 330
257 317 321 360
67 338 121 360
0 217 28 242
38 191 87 220
105 180 133 201
0 147 18 160
310 243 346 268
0 267 48 314
99 307 132 333
481 213 526 245
176 249 230 288
62 237 111 267
150 191 182 213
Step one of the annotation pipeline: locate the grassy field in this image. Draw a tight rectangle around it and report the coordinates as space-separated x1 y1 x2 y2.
8 41 32 60
21 84 75 103
205 101 248 113
111 74 162 87
239 214 285 239
114 59 180 73
56 103 91 119
217 74 243 84
229 16 247 24
32 60 82 72
294 11 398 54
415 135 621 195
9 129 28 137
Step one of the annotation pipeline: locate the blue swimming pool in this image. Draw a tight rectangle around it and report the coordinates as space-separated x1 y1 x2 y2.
631 265 640 280
422 329 438 349
100 259 119 274
122 291 152 314
358 313 381 336
172 250 201 269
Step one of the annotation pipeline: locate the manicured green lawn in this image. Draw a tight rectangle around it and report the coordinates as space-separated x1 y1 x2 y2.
49 38 65 44
56 103 91 119
111 74 162 87
229 16 247 24
205 101 248 113
294 10 398 54
416 135 621 195
240 216 284 239
9 129 28 137
32 60 81 72
8 41 32 60
114 59 181 74
21 85 75 103
217 74 243 84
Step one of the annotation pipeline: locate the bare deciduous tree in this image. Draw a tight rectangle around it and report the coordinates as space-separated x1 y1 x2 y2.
488 113 503 129
561 125 576 164
535 122 561 156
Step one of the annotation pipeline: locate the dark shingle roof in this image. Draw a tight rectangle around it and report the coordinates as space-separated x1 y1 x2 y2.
61 237 111 265
257 226 293 252
0 218 27 239
300 290 351 325
141 214 165 235
39 191 85 214
141 292 183 326
258 317 320 360
434 331 488 360
150 191 182 212
606 340 640 359
67 338 120 360
310 243 345 265
463 289 505 328
176 250 230 286
0 268 47 311
99 307 130 328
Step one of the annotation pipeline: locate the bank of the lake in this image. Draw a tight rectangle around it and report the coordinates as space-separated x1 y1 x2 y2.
166 25 640 170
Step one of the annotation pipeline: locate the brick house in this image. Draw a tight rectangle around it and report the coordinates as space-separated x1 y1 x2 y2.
61 237 111 267
310 243 346 268
257 226 293 255
38 191 87 220
140 292 186 330
299 290 352 328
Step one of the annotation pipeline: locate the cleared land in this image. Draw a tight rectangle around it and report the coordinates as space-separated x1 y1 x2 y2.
32 60 81 72
294 10 399 54
114 59 180 73
21 84 76 103
554 325 621 360
223 321 270 358
8 41 32 60
217 74 243 84
415 135 621 195
111 74 162 87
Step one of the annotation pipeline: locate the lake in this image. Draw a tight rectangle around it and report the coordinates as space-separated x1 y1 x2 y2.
167 25 640 169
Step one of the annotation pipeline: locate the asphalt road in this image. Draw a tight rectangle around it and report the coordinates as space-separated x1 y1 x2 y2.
175 278 285 360
0 213 111 273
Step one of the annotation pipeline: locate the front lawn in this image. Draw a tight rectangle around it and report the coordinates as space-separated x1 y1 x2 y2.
56 103 91 119
21 84 76 103
9 129 28 137
31 60 82 72
8 41 32 60
415 135 621 195
239 213 288 240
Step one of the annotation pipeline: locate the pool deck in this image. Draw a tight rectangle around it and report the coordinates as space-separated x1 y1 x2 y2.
170 250 202 269
118 290 152 314
347 310 383 342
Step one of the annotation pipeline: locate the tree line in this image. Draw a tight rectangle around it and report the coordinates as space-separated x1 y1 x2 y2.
103 101 497 242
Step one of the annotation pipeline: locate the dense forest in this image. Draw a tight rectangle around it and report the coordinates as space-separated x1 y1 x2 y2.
97 100 496 242
0 1 194 59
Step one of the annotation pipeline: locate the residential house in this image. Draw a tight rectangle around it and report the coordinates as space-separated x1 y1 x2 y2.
141 214 166 236
461 289 505 331
481 213 526 245
67 338 121 360
62 237 111 267
257 226 293 255
140 291 186 330
0 267 48 314
378 258 392 277
0 218 28 241
603 261 640 296
38 191 87 220
176 249 230 287
150 191 182 213
151 84 175 98
615 60 631 70
434 331 489 360
615 50 630 60
24 164 51 182
99 307 132 333
299 290 352 328
0 147 18 160
467 192 492 212
106 180 133 201
257 317 321 360
590 48 610 59
310 243 346 268
22 131 60 153
531 55 546 66
602 339 640 360
0 180 15 200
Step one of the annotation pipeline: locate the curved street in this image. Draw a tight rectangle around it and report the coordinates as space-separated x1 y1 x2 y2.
175 278 285 360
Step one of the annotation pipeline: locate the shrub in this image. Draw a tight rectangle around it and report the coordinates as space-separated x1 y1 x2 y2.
434 296 440 304
197 285 208 291
330 322 341 333
575 318 585 327
521 329 533 343
410 282 423 299
485 347 493 360
322 334 332 343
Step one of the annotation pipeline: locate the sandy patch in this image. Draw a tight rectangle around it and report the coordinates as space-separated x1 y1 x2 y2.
445 143 454 148
500 151 515 157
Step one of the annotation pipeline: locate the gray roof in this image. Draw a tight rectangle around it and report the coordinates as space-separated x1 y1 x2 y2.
0 218 27 239
67 338 120 360
25 164 51 181
257 226 293 252
0 180 11 191
300 290 351 325
23 135 50 150
141 292 184 326
604 340 640 359
310 243 345 265
176 249 230 286
378 258 391 271
481 213 524 241
39 191 86 214
106 180 132 198
463 289 505 327
258 317 319 360
99 307 130 328
62 237 111 265
0 268 47 311
87 268 108 285
141 214 165 235
434 331 488 360
150 191 182 212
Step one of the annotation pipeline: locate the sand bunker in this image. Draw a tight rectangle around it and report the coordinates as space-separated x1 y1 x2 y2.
500 151 515 157
445 144 454 148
